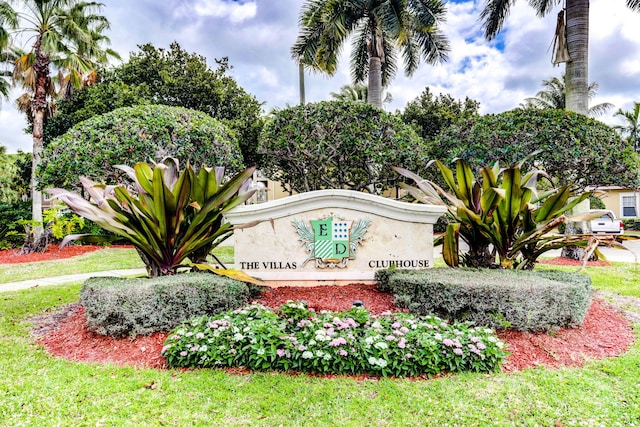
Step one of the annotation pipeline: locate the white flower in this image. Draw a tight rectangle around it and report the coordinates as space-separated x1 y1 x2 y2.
374 342 388 350
256 348 265 355
233 333 245 341
302 351 314 359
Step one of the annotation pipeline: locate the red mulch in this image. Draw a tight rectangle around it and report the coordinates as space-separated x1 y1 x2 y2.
36 285 636 375
12 248 633 376
0 244 133 264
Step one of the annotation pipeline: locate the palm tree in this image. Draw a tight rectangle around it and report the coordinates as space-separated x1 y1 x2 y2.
10 0 119 250
481 0 640 116
291 0 449 109
0 1 17 99
614 102 640 153
522 73 613 117
330 83 392 104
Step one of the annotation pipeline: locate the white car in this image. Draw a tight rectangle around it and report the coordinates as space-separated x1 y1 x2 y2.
589 210 624 234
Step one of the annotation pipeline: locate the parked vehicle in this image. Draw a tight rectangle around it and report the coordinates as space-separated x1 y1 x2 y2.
589 210 624 234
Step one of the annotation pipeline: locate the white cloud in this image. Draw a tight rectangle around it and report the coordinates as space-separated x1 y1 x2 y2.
175 0 257 24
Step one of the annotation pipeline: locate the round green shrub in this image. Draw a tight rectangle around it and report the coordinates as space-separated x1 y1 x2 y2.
80 273 253 337
40 105 245 190
432 109 639 188
258 101 428 194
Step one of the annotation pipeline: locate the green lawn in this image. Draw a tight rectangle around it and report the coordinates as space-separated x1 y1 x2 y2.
0 252 639 425
0 246 234 284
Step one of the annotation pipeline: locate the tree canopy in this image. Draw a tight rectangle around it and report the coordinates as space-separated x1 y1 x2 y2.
258 101 428 194
45 42 264 166
433 109 639 189
401 87 480 143
40 105 244 190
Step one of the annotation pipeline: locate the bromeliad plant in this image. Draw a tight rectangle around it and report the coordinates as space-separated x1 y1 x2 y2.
394 159 594 269
46 158 256 277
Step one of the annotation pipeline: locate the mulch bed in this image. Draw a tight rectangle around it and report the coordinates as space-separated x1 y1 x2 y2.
35 285 636 374
6 247 634 376
0 244 133 264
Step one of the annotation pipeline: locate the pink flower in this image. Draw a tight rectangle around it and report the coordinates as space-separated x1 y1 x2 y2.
338 349 348 356
277 349 286 357
443 338 454 347
195 332 205 339
329 337 347 347
398 338 407 349
180 351 188 357
453 348 463 356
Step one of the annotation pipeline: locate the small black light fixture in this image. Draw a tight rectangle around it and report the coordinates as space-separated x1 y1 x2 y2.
352 300 364 308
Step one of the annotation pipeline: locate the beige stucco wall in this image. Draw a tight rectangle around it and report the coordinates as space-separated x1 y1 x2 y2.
225 190 446 287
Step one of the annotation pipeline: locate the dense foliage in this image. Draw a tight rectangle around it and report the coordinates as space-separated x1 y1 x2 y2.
81 274 255 337
162 301 507 377
395 159 593 269
40 105 244 190
377 268 592 332
433 109 640 188
47 158 256 277
259 101 428 194
45 42 264 166
401 87 480 143
0 200 30 249
0 147 19 203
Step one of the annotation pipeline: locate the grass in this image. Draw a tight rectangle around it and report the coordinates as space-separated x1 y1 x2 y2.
0 284 638 426
0 251 639 425
0 246 234 284
537 262 640 299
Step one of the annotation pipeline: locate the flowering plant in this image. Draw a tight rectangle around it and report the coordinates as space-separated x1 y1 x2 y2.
162 301 508 377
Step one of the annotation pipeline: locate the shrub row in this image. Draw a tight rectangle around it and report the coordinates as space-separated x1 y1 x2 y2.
375 268 592 332
622 218 640 231
162 301 508 377
80 273 256 337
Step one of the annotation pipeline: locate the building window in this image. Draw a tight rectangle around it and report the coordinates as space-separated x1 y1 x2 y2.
621 194 638 218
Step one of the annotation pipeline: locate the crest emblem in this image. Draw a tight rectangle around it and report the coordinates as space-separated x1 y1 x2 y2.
293 214 371 268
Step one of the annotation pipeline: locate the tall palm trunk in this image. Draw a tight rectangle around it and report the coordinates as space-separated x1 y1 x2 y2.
298 63 305 105
27 36 49 248
367 56 382 108
561 0 590 260
564 0 589 115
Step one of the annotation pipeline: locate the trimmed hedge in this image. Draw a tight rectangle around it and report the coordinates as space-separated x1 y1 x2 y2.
375 268 592 332
622 218 640 231
81 273 255 337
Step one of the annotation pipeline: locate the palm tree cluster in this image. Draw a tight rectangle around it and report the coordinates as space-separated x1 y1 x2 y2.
291 0 449 108
521 73 613 117
614 102 640 153
480 0 640 116
0 0 118 252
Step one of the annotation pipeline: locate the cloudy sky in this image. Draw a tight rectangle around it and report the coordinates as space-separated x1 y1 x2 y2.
1 0 640 153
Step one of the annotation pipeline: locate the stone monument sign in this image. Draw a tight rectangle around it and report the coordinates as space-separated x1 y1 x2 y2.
225 190 446 286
